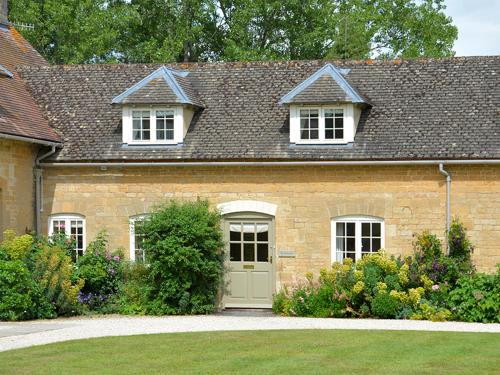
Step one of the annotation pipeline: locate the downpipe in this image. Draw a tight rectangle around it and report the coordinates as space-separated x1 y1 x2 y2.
438 163 451 255
35 146 57 235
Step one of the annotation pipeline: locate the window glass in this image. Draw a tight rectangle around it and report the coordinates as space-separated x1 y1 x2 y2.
335 218 383 262
324 108 344 140
49 215 85 261
132 111 150 141
156 110 174 140
300 109 319 140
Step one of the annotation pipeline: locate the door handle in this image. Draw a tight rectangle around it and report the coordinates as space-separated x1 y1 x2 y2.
268 255 273 264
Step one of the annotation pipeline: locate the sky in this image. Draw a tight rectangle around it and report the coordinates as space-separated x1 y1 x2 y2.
444 0 500 56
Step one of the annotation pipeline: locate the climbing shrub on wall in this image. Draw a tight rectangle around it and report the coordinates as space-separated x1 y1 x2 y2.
141 200 225 315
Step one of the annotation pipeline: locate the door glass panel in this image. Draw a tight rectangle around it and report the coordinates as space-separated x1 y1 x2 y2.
230 243 241 261
229 224 241 241
243 243 255 261
256 224 268 241
243 223 255 241
257 243 268 262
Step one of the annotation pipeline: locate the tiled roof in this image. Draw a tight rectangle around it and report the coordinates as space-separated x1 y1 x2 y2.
18 57 500 162
0 25 60 143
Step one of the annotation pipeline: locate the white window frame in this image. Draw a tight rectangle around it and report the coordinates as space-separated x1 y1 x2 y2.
331 215 385 263
290 104 355 145
48 214 86 259
122 106 183 145
129 214 149 262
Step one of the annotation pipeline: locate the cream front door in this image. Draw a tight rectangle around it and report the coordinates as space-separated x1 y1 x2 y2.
223 218 275 308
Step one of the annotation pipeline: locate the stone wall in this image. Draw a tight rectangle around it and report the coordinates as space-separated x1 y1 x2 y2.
0 139 37 239
41 164 499 283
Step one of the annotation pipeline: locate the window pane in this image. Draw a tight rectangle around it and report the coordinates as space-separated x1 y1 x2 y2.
362 237 371 252
230 224 241 241
256 224 268 241
335 117 343 128
324 109 334 117
346 222 355 236
165 119 174 130
165 130 174 140
325 117 334 130
335 129 344 139
143 131 150 140
310 118 318 129
143 118 150 130
133 119 141 130
336 222 345 236
362 223 370 237
346 237 355 252
310 109 319 117
230 243 241 261
157 129 165 140
373 238 381 251
257 243 268 262
244 243 255 261
300 110 309 117
334 109 343 116
325 129 334 139
310 130 319 139
372 223 381 237
243 223 255 241
336 237 344 252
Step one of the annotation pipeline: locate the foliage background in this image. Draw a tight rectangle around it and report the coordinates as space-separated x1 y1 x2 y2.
10 0 458 64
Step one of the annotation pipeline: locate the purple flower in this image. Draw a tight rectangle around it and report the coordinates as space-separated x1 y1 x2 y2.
432 284 440 291
114 255 120 262
108 268 115 275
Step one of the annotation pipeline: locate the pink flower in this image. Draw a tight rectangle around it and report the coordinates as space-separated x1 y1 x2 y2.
114 255 120 262
432 284 440 291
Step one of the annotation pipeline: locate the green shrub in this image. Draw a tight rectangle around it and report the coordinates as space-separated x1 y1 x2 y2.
448 218 474 260
118 262 150 315
413 231 442 262
75 232 123 311
1 230 33 261
142 200 225 315
32 244 84 316
370 292 400 319
0 260 36 320
446 269 500 323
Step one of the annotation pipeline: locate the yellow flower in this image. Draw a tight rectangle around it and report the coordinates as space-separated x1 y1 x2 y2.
420 275 433 290
354 270 363 281
398 264 409 285
377 282 388 291
353 281 365 294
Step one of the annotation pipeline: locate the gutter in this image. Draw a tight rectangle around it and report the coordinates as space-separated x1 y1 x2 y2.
40 159 500 167
439 163 451 255
0 132 60 147
34 145 58 235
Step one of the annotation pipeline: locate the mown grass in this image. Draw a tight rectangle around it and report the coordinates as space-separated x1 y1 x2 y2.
0 329 499 374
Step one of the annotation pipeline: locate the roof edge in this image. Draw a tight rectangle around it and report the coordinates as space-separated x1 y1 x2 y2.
0 131 61 146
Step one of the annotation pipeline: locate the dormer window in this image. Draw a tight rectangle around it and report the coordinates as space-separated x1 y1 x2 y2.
111 66 204 146
279 63 369 146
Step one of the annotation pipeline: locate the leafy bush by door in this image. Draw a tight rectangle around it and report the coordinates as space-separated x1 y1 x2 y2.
141 200 225 314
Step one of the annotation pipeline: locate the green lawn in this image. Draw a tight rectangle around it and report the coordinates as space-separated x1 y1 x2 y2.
1 330 499 375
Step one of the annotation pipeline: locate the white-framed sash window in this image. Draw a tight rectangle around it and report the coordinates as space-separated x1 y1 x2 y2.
48 214 86 259
331 216 384 263
129 215 149 262
123 107 183 145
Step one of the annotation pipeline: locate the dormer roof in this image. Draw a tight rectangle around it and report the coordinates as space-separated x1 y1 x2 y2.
111 66 204 108
279 63 368 105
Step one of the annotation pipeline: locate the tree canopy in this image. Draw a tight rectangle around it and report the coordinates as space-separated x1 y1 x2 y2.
10 0 458 64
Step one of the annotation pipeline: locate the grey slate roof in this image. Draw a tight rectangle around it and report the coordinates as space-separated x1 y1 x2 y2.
18 57 500 163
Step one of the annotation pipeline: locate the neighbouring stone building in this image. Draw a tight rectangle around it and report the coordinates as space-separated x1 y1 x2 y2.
1 1 499 308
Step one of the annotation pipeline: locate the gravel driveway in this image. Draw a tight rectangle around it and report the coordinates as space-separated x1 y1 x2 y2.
1 314 499 352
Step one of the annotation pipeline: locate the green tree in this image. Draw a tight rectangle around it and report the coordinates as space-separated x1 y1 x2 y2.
11 0 457 64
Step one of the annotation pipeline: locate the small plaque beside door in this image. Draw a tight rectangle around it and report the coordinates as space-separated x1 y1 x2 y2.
243 264 255 269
